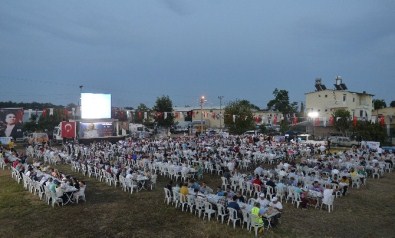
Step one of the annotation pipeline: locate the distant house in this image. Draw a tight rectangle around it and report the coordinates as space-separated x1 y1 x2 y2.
305 77 374 123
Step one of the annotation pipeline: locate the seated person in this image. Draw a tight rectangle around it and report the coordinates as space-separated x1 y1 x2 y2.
310 181 324 193
251 202 264 233
180 182 189 196
252 174 263 186
55 181 67 203
216 186 225 196
268 197 283 227
199 181 208 194
257 193 270 208
339 176 350 196
235 191 245 203
165 180 174 197
227 195 243 219
294 182 309 209
269 196 283 212
194 188 206 199
225 187 235 200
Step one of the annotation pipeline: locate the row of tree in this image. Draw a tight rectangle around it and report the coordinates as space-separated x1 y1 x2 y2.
1 89 390 143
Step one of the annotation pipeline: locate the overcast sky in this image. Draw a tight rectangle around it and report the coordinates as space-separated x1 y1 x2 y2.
1 0 394 109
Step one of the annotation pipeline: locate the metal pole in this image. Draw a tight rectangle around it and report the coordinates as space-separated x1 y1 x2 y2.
200 96 205 135
218 96 224 131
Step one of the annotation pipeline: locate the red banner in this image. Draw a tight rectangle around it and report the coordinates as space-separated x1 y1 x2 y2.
379 116 385 126
329 116 334 126
353 116 357 127
61 121 76 138
292 116 298 125
273 115 277 125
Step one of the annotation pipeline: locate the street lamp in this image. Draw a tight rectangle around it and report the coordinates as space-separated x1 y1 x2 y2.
218 96 224 131
307 111 319 138
200 96 206 135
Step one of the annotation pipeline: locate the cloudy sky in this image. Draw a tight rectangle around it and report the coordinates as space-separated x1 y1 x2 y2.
1 0 394 108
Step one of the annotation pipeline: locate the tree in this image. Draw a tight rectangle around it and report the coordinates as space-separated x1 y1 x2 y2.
333 109 351 135
267 89 298 115
224 99 255 134
134 103 151 125
390 101 395 107
372 99 387 110
267 89 298 131
353 121 387 144
153 95 174 127
66 103 78 110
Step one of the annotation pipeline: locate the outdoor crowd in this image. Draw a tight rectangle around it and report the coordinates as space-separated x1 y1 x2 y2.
1 133 394 234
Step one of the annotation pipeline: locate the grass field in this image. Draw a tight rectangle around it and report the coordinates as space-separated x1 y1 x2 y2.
1 161 395 238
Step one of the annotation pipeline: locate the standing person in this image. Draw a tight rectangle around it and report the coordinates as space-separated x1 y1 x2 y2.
0 112 23 139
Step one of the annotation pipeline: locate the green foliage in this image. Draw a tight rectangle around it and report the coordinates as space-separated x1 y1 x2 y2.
372 99 386 110
224 100 255 134
258 124 267 134
0 101 64 109
267 88 297 115
353 121 387 144
153 95 174 127
184 110 192 121
390 101 395 107
333 109 351 135
134 103 151 125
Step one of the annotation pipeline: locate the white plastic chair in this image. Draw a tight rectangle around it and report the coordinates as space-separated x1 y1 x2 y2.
221 177 229 190
202 201 216 221
186 195 196 213
216 204 228 224
150 174 157 190
250 213 264 237
286 186 294 203
321 195 335 212
74 185 86 204
194 198 205 218
372 167 381 179
178 193 188 211
293 191 302 208
227 207 241 229
266 185 274 199
50 191 64 208
163 188 172 205
275 186 286 202
241 209 251 230
351 177 361 189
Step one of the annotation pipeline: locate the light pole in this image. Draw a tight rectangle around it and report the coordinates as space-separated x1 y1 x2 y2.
200 96 206 135
307 111 319 138
77 85 83 119
218 96 224 131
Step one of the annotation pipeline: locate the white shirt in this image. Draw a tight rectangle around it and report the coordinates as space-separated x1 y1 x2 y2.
269 201 283 210
258 197 270 208
254 166 264 176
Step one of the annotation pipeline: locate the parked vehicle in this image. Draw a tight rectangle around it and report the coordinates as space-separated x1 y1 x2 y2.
170 122 191 134
25 132 49 145
297 134 327 146
328 136 360 147
129 123 153 138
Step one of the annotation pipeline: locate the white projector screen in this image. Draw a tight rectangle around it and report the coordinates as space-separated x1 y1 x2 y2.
81 93 111 119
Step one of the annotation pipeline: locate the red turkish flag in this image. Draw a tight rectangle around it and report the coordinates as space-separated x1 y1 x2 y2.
379 116 385 126
329 116 334 126
61 121 76 138
292 115 298 125
314 117 320 126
